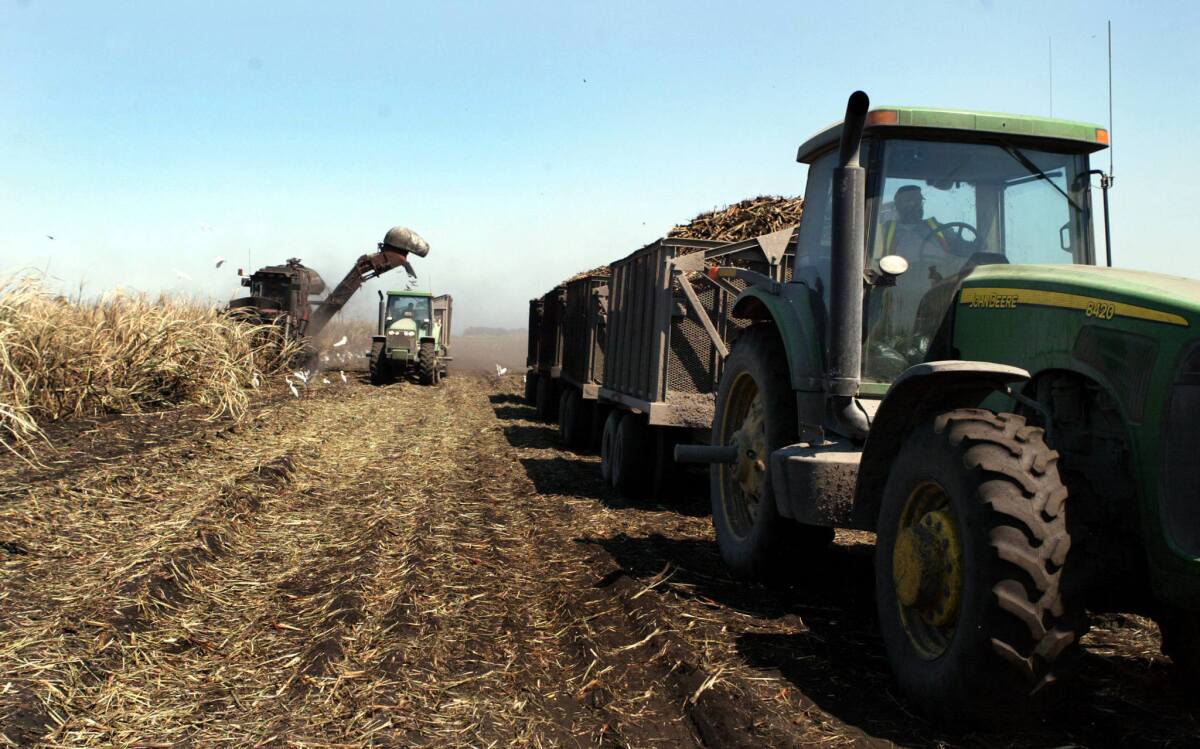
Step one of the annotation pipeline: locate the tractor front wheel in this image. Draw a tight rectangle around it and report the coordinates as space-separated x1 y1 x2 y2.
875 409 1080 721
711 325 832 579
418 342 438 385
369 342 390 386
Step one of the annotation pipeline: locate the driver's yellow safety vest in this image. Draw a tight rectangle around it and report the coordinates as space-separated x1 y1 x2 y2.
883 218 949 254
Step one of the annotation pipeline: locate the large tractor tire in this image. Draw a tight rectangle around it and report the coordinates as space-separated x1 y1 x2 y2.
418 341 439 385
611 412 653 498
600 410 620 484
710 326 833 579
1159 607 1200 686
369 341 390 386
874 409 1080 722
524 371 539 405
535 376 557 422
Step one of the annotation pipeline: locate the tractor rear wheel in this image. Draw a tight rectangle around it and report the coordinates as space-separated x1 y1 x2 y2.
875 409 1079 722
535 376 557 422
1159 607 1200 686
369 341 390 385
611 413 652 498
524 372 539 405
711 325 832 579
418 341 438 385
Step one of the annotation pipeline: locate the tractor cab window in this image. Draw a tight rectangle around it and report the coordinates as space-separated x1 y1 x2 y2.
792 149 841 344
863 137 1092 382
387 296 431 323
251 276 290 306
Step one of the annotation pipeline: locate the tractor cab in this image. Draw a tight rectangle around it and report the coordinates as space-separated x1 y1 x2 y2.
793 109 1108 388
383 291 435 343
228 258 327 335
370 290 453 385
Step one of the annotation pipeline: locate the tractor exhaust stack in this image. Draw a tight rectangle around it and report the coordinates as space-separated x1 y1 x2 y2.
827 90 871 440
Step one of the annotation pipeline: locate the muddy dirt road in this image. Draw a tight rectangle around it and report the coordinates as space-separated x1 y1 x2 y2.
1 374 1195 747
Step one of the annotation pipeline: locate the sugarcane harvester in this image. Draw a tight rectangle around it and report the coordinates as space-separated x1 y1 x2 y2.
677 91 1200 720
228 225 430 342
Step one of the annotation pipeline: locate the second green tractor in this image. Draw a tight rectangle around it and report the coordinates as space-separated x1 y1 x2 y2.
369 290 453 385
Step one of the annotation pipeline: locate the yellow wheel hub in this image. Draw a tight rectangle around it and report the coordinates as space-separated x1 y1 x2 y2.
730 393 767 500
892 483 964 658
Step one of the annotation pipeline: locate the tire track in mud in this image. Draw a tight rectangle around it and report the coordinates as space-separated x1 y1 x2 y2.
476 391 812 747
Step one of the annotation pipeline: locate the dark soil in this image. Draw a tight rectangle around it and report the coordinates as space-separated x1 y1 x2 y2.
0 374 1194 748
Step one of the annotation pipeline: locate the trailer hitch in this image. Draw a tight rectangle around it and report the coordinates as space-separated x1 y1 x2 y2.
674 444 738 464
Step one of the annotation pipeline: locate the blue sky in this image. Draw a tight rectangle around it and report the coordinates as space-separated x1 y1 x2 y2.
2 1 1197 328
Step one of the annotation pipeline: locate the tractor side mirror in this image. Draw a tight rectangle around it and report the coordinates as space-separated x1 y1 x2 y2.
865 255 909 287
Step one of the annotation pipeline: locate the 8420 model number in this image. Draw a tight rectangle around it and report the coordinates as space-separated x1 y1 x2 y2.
1085 300 1117 319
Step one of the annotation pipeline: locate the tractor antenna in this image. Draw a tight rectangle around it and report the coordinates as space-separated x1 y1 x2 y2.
1107 19 1114 180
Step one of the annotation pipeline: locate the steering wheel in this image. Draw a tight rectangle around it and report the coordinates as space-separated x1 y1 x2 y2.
919 221 979 259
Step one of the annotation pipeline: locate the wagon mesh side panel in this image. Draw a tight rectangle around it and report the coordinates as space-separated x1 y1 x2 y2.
667 281 715 394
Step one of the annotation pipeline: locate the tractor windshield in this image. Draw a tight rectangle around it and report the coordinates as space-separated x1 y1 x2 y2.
387 296 431 323
861 137 1093 381
250 275 290 307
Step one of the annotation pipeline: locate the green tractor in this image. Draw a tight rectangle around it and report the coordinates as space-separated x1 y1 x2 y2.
368 290 452 385
678 91 1199 719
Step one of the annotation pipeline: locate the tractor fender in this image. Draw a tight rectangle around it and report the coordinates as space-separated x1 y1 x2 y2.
731 285 824 391
851 360 1030 528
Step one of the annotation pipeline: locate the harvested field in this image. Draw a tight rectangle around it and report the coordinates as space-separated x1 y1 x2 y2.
1 374 1195 747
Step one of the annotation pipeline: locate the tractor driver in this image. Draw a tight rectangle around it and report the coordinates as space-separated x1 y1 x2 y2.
868 185 969 373
881 186 959 271
403 302 415 318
